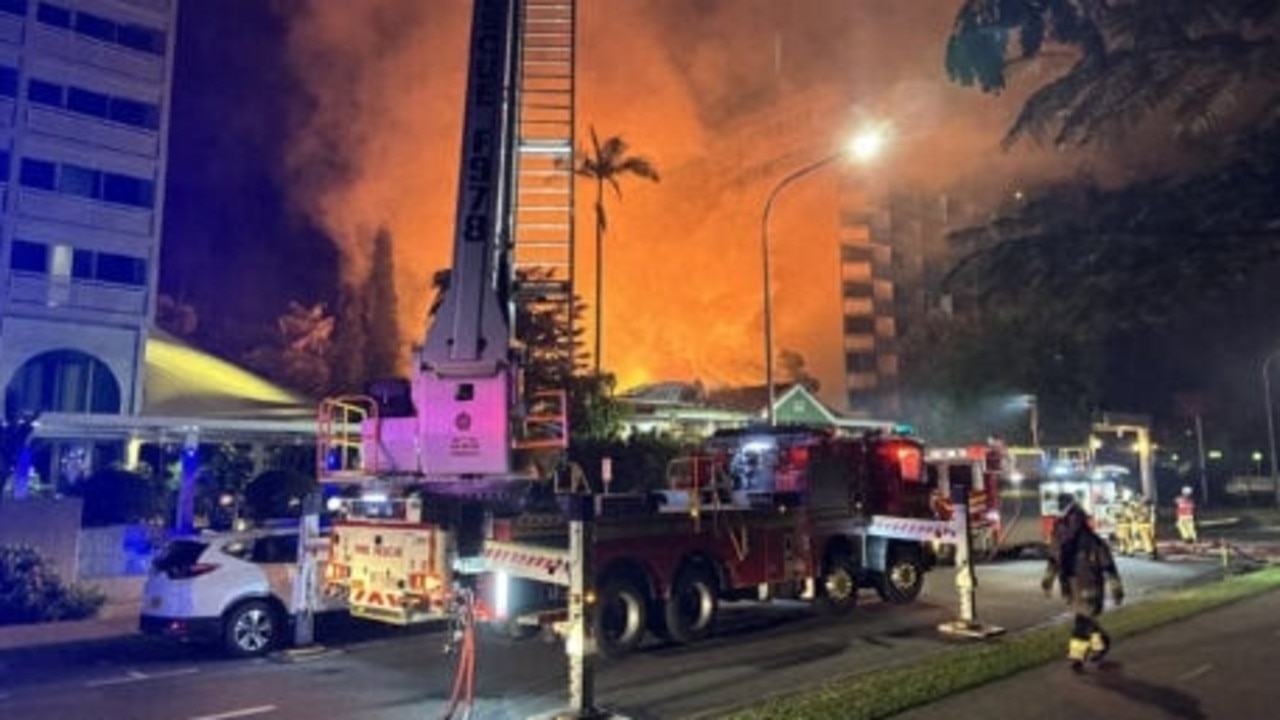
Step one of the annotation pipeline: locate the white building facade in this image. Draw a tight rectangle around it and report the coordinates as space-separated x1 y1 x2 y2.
0 0 177 419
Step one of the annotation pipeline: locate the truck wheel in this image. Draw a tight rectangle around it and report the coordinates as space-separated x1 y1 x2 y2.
223 599 281 658
594 575 647 658
877 551 924 605
815 555 858 615
663 566 718 644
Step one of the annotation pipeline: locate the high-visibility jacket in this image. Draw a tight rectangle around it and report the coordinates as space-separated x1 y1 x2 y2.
1176 496 1196 520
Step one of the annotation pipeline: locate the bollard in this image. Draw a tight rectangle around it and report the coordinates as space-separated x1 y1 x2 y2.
938 469 1005 639
282 493 329 660
530 494 631 720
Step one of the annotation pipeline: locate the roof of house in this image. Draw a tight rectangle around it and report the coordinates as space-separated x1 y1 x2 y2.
703 383 797 415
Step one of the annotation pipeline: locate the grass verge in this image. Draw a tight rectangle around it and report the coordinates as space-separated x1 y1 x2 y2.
715 566 1280 720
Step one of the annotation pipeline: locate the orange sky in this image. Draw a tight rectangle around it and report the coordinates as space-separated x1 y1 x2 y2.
279 0 1088 409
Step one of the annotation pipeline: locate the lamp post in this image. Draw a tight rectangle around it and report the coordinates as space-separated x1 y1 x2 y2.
1025 395 1040 448
1264 351 1280 507
761 155 838 425
759 125 889 425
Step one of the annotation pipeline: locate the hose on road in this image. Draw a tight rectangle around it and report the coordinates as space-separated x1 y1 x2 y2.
438 588 477 720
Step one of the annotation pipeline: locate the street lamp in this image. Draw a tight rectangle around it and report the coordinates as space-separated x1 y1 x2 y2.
760 124 890 425
1020 394 1040 448
1263 350 1280 507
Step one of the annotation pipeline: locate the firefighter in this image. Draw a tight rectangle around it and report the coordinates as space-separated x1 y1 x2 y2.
1041 493 1125 672
1175 486 1199 544
1113 489 1135 556
1130 492 1157 559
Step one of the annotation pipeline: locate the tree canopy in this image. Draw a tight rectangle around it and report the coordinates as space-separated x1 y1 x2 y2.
946 0 1280 149
938 0 1280 449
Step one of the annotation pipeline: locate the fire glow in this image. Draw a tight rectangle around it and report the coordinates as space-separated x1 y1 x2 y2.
279 1 1047 407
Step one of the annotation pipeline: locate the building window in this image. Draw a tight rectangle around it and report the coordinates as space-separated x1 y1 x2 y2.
102 172 154 208
845 352 877 373
0 0 28 17
117 22 165 55
28 78 63 107
10 240 48 273
5 348 122 415
95 251 147 286
0 149 9 178
58 163 101 199
844 316 876 335
67 87 110 118
32 244 148 286
36 2 70 28
109 96 160 130
19 155 155 208
28 76 161 131
842 281 874 299
72 247 93 279
19 158 56 190
0 66 17 98
74 11 115 42
841 244 873 263
38 3 166 58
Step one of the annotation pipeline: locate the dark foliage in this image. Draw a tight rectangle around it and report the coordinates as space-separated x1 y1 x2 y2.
243 469 318 521
72 467 165 527
0 545 105 626
569 433 695 494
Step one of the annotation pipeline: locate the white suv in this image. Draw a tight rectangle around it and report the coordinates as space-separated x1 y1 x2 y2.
140 526 334 657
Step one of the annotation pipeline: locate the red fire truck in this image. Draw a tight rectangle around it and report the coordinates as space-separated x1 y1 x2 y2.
478 425 950 656
924 443 1055 557
924 445 1003 555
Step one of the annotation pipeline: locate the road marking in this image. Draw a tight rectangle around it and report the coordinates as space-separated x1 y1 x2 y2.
1179 663 1213 681
86 667 199 687
189 705 277 720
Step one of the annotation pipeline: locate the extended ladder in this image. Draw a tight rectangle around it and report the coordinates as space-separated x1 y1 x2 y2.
510 0 576 357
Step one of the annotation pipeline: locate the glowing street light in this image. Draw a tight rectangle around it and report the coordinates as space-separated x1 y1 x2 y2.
760 124 891 424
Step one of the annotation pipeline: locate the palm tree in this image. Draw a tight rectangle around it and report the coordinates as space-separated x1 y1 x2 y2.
576 126 659 374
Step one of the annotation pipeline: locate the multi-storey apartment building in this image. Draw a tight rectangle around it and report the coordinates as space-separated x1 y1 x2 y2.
0 0 176 421
837 186 980 417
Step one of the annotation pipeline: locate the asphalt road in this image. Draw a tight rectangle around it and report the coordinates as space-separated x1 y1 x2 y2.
0 555 1225 720
891 587 1280 720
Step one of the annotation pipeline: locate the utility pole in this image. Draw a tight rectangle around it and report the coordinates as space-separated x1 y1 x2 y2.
1264 351 1280 508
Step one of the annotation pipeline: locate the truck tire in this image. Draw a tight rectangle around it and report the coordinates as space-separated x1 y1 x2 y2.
877 550 925 605
223 599 281 658
815 555 859 615
663 565 718 644
594 575 648 658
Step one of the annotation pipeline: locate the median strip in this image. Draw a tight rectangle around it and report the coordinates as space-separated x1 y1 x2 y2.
715 566 1280 720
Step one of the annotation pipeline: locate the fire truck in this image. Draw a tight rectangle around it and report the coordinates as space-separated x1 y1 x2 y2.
1036 456 1131 542
313 0 955 659
924 445 1003 556
479 425 950 656
924 443 1048 557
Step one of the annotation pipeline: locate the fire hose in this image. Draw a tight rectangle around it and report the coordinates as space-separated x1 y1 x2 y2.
438 588 478 720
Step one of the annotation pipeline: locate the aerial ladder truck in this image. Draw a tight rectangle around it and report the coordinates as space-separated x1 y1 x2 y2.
316 0 577 626
315 0 963 673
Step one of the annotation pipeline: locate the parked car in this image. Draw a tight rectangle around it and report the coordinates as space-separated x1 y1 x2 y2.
139 525 337 657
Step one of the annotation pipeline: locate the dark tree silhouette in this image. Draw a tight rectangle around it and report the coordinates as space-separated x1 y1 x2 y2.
364 226 401 380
